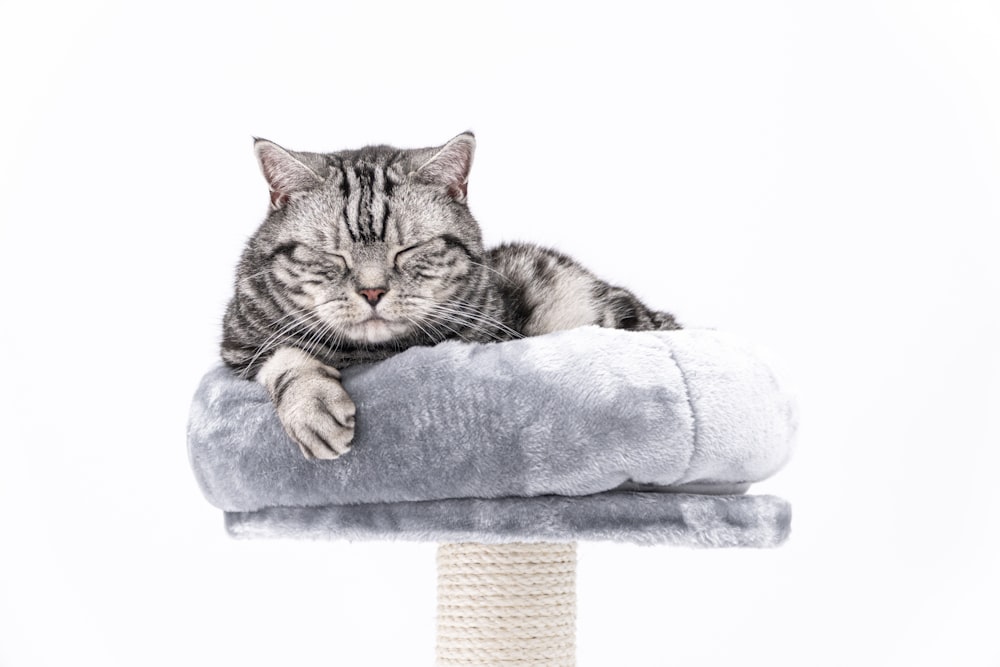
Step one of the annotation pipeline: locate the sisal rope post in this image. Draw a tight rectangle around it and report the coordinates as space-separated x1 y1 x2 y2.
436 542 578 666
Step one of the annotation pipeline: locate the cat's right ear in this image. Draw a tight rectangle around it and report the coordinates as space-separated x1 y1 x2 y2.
414 132 476 203
254 138 325 210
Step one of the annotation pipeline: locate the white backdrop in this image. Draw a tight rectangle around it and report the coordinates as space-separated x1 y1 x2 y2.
2 1 998 665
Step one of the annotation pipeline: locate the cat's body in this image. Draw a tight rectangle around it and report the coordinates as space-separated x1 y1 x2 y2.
222 133 679 459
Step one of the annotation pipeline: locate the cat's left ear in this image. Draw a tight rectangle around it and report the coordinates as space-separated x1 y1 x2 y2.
414 132 476 202
254 138 326 210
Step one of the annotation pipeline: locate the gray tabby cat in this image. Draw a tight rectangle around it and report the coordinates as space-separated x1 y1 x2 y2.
222 132 680 459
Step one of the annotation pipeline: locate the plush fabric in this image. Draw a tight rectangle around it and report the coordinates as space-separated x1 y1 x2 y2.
188 327 796 546
226 492 792 547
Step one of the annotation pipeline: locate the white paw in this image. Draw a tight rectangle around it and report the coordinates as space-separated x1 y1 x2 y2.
258 347 356 460
276 370 356 459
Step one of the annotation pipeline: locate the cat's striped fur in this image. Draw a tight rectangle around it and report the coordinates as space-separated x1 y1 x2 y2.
222 133 679 459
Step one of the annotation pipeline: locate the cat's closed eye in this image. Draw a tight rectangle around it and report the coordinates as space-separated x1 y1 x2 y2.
324 251 351 271
285 244 350 272
392 243 426 269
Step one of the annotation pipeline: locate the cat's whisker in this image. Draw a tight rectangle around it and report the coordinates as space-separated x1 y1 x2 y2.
422 312 496 342
310 323 339 360
239 319 311 379
439 296 525 334
467 260 514 284
426 301 524 340
426 312 479 342
258 305 319 334
421 315 473 343
319 321 346 358
301 305 351 360
299 319 329 360
404 315 436 342
404 316 448 344
240 295 358 376
254 295 345 333
414 296 496 326
324 326 347 355
239 309 327 378
234 267 275 286
423 308 508 343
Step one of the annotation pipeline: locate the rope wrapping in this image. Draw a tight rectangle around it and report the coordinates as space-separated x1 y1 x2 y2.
436 542 577 666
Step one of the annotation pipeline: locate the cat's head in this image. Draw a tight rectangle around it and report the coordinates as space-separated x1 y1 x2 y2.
245 133 485 347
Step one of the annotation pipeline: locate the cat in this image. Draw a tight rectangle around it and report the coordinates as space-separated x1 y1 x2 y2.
222 132 680 459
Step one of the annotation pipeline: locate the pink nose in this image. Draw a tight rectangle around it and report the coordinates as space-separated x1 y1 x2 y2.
359 288 387 306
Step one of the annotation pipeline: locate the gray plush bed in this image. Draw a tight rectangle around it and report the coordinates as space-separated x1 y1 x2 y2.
188 326 796 547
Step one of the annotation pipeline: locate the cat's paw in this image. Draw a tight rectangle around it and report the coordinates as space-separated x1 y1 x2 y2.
258 347 356 460
276 372 356 459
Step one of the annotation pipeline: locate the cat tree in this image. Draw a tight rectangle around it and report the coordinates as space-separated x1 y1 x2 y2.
189 326 794 665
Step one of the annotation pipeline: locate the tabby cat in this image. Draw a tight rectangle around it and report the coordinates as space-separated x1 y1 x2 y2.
222 132 680 459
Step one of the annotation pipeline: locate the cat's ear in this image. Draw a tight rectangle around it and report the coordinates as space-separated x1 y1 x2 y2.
254 138 325 210
414 132 476 202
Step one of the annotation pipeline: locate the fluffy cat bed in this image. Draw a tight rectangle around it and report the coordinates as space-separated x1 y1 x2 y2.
188 327 795 547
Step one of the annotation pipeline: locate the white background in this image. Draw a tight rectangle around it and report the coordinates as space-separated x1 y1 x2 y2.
2 1 998 665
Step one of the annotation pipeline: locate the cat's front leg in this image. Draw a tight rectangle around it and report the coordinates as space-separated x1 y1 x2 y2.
257 346 356 460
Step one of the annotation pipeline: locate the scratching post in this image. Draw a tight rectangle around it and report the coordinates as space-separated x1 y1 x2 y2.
436 542 577 667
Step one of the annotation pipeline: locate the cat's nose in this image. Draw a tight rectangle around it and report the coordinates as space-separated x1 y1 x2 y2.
359 288 387 306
